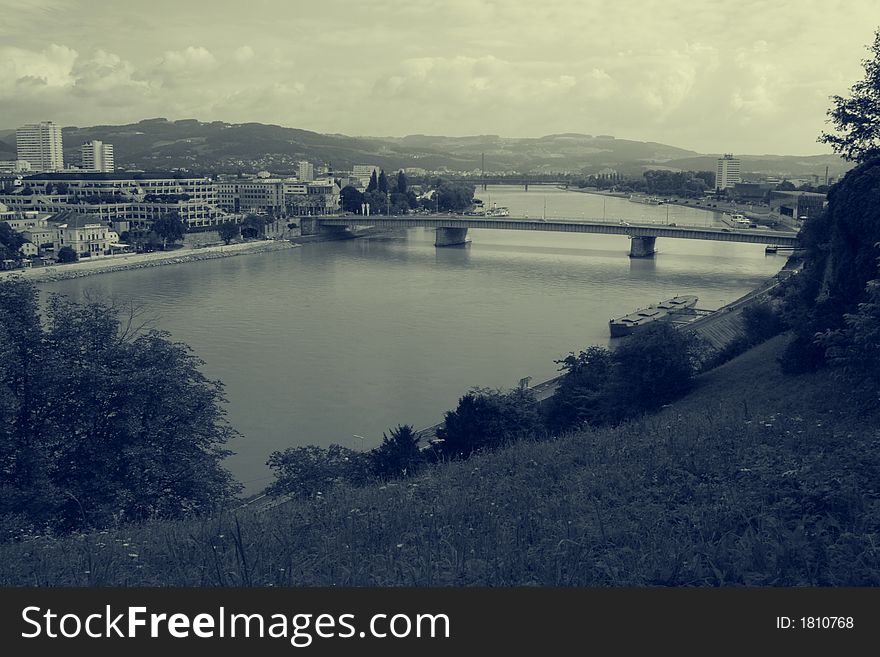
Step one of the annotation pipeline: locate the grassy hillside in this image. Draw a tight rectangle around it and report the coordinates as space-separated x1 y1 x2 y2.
1 334 877 586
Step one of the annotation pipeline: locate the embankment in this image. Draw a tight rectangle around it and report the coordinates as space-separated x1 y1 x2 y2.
1 240 299 284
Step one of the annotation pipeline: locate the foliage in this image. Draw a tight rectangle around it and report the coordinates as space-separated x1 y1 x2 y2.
152 212 186 248
432 179 476 213
378 170 389 195
56 245 78 263
435 387 542 458
363 190 389 215
818 257 880 387
217 221 240 245
4 337 880 586
369 424 424 479
0 222 25 260
546 324 704 432
544 346 616 432
240 214 267 239
741 301 787 343
0 279 240 536
819 29 880 162
610 323 702 413
366 170 378 193
396 170 407 194
265 444 372 498
643 170 709 198
778 158 880 371
340 185 364 213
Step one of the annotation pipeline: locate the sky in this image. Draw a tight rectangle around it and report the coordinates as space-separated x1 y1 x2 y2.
0 0 877 155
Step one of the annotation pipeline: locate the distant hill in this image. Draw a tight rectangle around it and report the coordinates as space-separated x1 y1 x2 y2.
0 118 849 177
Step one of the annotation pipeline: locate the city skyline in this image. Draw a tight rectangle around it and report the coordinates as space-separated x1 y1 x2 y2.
1 0 877 156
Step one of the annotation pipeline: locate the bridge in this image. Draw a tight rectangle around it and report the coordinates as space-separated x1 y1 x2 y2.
451 177 572 190
302 214 800 257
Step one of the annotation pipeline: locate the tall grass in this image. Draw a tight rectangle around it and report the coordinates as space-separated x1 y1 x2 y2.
2 335 878 586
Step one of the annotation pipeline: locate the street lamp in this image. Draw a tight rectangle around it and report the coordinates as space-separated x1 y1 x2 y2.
352 434 365 451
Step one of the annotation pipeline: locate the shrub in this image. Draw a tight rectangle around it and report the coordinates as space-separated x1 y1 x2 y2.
266 444 372 498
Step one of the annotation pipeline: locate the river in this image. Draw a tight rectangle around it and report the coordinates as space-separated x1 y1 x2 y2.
41 186 786 492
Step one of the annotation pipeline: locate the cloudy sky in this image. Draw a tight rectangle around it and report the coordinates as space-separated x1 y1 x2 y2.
0 0 876 154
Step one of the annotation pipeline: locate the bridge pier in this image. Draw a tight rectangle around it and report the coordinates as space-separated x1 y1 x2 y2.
629 235 657 258
300 217 351 238
435 227 470 247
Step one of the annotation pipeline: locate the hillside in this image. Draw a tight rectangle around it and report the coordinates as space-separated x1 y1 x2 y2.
1 118 845 177
1 334 876 586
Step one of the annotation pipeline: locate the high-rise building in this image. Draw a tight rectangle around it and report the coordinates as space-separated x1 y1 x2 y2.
81 140 115 172
715 154 741 191
297 160 314 182
16 121 64 172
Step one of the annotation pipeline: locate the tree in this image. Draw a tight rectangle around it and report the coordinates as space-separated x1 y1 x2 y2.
776 180 797 191
609 323 702 414
0 279 241 535
370 424 424 479
544 346 616 432
366 170 378 193
56 246 78 263
378 169 389 195
152 212 186 249
436 387 542 458
818 256 880 387
396 170 408 194
0 223 25 260
217 221 240 245
432 179 476 213
340 185 364 213
819 29 880 162
241 214 267 239
266 444 371 498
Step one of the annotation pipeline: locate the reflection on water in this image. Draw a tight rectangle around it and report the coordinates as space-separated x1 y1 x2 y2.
41 187 785 492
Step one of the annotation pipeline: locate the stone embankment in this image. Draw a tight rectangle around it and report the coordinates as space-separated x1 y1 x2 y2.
1 240 299 284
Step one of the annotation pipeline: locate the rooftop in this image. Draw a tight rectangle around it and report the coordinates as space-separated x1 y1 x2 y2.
49 210 107 228
25 172 208 181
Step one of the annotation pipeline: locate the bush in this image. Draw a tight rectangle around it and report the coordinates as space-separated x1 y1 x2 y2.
266 444 372 498
370 424 424 479
610 322 702 414
436 387 542 458
56 246 78 263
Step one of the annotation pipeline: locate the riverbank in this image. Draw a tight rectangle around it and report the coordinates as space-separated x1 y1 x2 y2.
3 333 877 586
0 240 300 283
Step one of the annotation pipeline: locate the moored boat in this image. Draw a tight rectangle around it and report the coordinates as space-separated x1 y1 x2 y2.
609 295 698 337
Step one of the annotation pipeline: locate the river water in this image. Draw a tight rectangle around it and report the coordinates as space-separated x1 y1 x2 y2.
41 186 786 492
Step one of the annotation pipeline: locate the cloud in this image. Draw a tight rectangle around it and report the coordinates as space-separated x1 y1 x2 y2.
154 46 217 87
233 45 255 63
0 44 78 90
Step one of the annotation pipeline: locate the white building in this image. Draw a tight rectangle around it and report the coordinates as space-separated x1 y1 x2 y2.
0 173 224 229
297 160 315 182
715 154 742 191
16 121 64 172
81 140 115 172
352 164 379 188
54 212 119 257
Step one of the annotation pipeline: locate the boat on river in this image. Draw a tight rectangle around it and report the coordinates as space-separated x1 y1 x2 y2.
609 295 698 337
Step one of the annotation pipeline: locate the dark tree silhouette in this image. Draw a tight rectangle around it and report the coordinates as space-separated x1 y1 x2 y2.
820 28 880 162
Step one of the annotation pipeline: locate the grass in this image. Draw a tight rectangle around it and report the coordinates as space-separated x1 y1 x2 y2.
1 334 878 586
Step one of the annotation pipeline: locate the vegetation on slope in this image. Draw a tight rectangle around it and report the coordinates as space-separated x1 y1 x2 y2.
1 335 877 586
